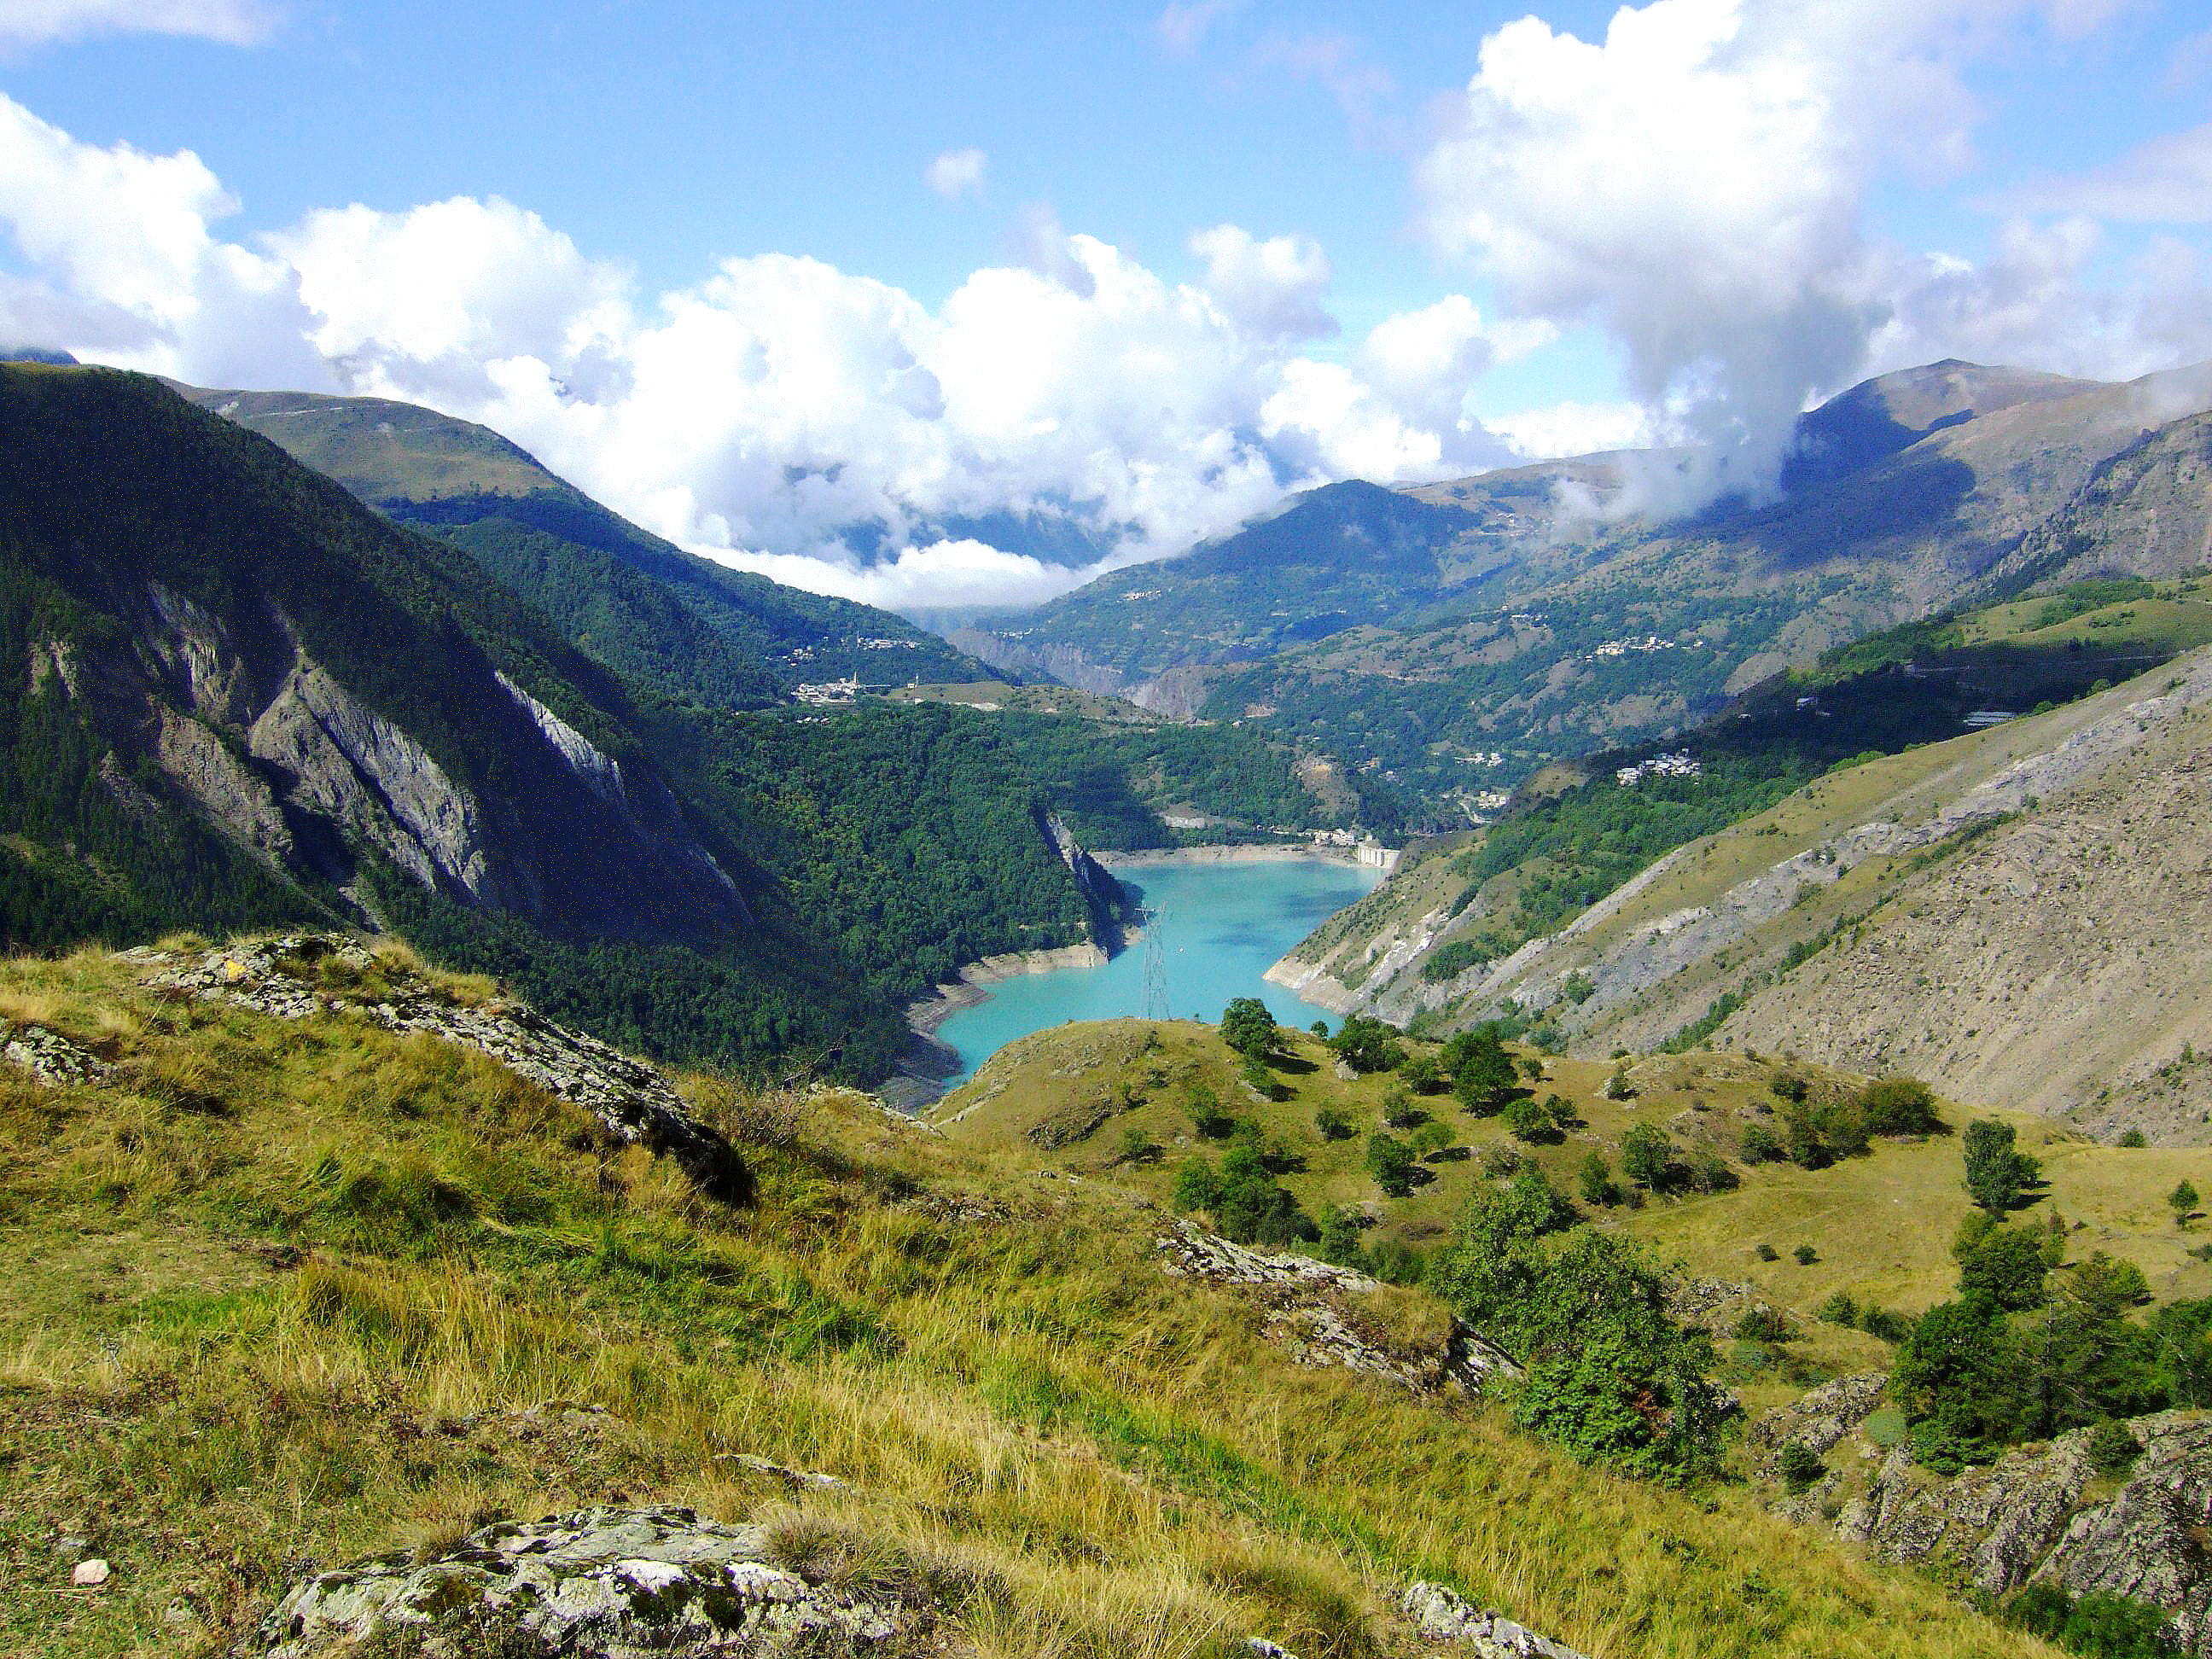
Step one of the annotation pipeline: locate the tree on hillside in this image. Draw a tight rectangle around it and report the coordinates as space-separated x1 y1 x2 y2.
1449 1025 1517 1114
1220 997 1278 1062
2172 1179 2201 1227
1858 1075 1941 1137
1366 1132 1418 1197
1330 1014 1407 1074
1578 1150 1621 1208
1952 1215 2056 1312
1434 1172 1726 1482
1621 1123 1675 1192
1963 1119 2038 1214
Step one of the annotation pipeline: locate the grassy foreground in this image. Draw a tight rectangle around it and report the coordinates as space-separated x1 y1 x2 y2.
0 939 2062 1657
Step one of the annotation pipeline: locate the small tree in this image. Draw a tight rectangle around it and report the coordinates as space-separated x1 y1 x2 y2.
2173 1179 2201 1227
1172 1157 1220 1213
1315 1103 1358 1141
1366 1132 1418 1197
1398 1052 1443 1094
1621 1123 1674 1191
1452 1027 1518 1114
1740 1123 1784 1164
1578 1150 1621 1208
1604 1062 1635 1101
1220 997 1278 1062
1858 1076 1941 1137
1317 1203 1369 1271
1117 1125 1159 1166
1330 1015 1408 1074
1189 1082 1233 1139
1504 1095 1558 1144
1963 1119 2035 1214
1778 1440 1826 1495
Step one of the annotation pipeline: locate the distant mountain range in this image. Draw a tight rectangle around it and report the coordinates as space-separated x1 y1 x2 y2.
963 359 2212 820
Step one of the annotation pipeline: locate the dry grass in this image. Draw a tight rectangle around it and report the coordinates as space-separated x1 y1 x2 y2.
0 941 2069 1658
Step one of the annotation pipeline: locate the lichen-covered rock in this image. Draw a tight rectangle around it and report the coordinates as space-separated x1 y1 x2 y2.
2040 1415 2212 1654
1751 1373 1889 1468
1400 1581 1593 1656
1838 1435 2095 1594
251 1506 911 1658
143 936 748 1199
1158 1223 1520 1395
0 1021 112 1086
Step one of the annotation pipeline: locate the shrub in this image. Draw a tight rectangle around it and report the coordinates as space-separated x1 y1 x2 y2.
1604 1062 1635 1101
1315 1104 1358 1141
1173 1157 1221 1213
1778 1440 1825 1494
1734 1307 1793 1342
2118 1129 2147 1149
1578 1150 1621 1208
1366 1132 1418 1197
2087 1418 2142 1476
1117 1126 1158 1165
1768 1068 1809 1103
1503 1095 1559 1144
1756 1243 1780 1263
1688 1150 1739 1193
1330 1013 1408 1074
2004 1581 2181 1658
1434 1173 1726 1482
1953 1216 2053 1311
2172 1179 2200 1226
1857 1075 1941 1137
1740 1123 1785 1163
1220 997 1278 1061
1793 1244 1818 1265
1819 1290 1858 1325
1190 1084 1234 1139
1398 1053 1443 1094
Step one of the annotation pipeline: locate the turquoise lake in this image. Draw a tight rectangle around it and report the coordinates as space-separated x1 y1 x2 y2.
933 855 1385 1088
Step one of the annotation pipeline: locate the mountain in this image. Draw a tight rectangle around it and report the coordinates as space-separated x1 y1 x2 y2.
173 385 994 697
1273 576 2212 1142
969 361 2212 816
0 362 919 1066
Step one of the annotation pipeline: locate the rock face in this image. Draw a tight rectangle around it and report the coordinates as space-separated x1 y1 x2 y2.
143 936 748 1200
251 1506 914 1658
1400 1580 1593 1657
1157 1222 1520 1396
1772 1385 2212 1653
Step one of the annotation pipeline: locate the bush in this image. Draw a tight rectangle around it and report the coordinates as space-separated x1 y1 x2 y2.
2004 1581 2180 1658
1953 1216 2054 1311
1778 1440 1825 1495
1173 1157 1221 1213
2087 1418 2142 1476
1578 1150 1621 1208
1756 1243 1781 1262
1504 1095 1560 1144
1769 1069 1809 1103
1366 1132 1418 1197
1735 1307 1793 1342
1190 1084 1234 1138
1688 1150 1739 1193
1793 1244 1819 1265
1819 1290 1858 1325
1220 997 1278 1061
2118 1129 2147 1149
1315 1104 1358 1141
1857 1075 1941 1137
1964 1118 2039 1213
1330 1014 1408 1074
1621 1123 1675 1190
1434 1173 1727 1482
1740 1123 1785 1163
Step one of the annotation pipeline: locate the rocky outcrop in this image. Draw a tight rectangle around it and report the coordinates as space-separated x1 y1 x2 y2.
153 705 296 870
251 1506 917 1658
1783 1394 2212 1652
1400 1580 1593 1657
143 936 747 1199
0 1021 111 1086
1157 1222 1520 1395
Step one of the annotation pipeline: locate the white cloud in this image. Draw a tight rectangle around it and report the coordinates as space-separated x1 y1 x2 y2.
0 0 277 50
1487 400 1657 460
1412 0 2186 506
923 148 988 202
1156 0 1242 56
2005 122 2212 224
0 93 1540 608
1188 224 1336 341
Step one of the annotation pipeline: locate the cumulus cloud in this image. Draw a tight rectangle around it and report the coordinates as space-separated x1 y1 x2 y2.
0 0 277 51
0 92 1534 608
1487 400 1658 461
923 148 988 201
1189 224 1336 341
1412 0 2193 509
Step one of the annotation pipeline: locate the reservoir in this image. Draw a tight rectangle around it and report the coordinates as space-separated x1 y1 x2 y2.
931 853 1385 1089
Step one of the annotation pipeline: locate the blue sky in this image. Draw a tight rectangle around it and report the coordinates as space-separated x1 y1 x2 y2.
3 0 2209 607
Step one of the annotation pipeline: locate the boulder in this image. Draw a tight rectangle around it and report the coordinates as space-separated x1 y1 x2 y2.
1400 1580 1593 1657
0 1021 111 1086
251 1506 914 1658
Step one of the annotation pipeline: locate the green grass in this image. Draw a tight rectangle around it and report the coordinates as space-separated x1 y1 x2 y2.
0 939 2069 1658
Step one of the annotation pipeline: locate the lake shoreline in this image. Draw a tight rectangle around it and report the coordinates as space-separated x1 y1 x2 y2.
882 940 1117 1113
1100 841 1397 872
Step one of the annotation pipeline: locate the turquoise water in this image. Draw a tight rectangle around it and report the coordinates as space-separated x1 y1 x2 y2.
934 856 1384 1087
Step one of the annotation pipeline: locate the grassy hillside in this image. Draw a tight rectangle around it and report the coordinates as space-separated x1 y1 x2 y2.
938 1022 2210 1353
1 938 2066 1659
